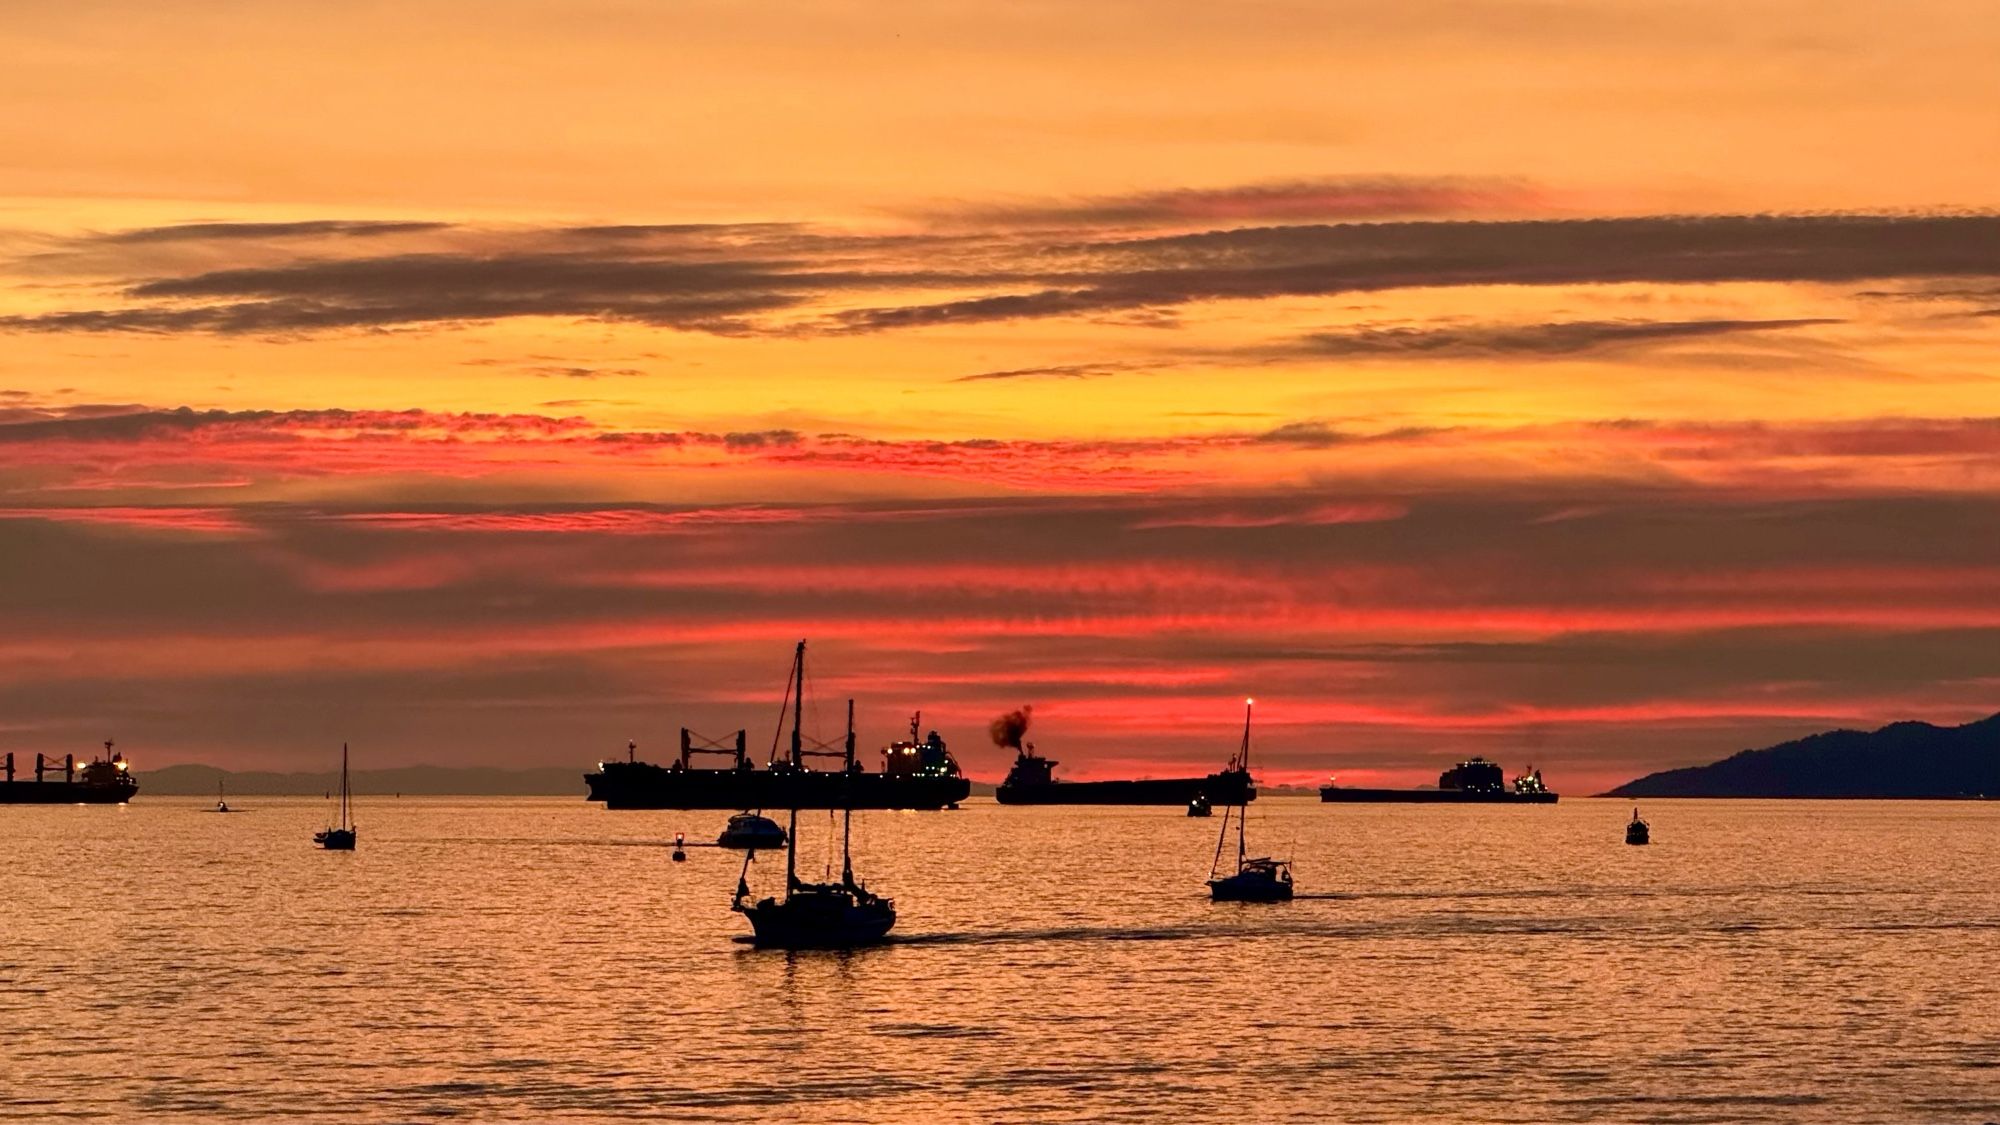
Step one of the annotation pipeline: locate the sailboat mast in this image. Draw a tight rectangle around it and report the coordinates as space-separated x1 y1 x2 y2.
340 741 351 828
784 805 799 890
1237 700 1252 868
790 640 805 767
785 641 805 890
842 698 855 886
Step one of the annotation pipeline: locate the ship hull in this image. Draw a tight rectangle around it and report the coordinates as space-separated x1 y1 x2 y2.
585 766 968 810
1209 875 1295 902
0 781 136 804
996 771 1254 806
740 895 896 949
1318 787 1557 804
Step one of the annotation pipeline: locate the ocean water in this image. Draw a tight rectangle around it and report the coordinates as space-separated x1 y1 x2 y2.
3 795 1997 1123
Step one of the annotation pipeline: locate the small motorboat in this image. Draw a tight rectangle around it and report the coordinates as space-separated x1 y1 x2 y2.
1187 794 1212 817
1625 807 1650 846
717 812 787 850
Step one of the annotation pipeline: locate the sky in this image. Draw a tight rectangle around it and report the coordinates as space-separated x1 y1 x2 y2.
4 0 2000 792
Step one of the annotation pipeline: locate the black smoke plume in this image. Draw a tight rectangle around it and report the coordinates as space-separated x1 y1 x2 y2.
989 706 1033 750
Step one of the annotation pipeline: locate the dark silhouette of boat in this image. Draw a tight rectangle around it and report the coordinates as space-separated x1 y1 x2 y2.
1319 759 1559 803
314 743 357 850
1207 700 1293 902
992 706 1255 806
0 742 138 804
731 641 896 949
717 812 787 849
585 711 968 811
211 777 233 813
1187 794 1212 817
1626 808 1651 846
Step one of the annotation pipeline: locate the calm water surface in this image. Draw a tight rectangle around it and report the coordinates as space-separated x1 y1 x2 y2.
4 796 1998 1122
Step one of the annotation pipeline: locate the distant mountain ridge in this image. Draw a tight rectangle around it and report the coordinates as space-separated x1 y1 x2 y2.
1607 713 2000 798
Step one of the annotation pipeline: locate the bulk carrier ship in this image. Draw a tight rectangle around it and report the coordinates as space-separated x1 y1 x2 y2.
990 707 1256 807
0 742 138 805
583 643 971 811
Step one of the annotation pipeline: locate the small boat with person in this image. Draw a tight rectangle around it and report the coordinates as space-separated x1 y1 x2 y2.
731 641 896 949
717 812 787 849
314 743 357 851
1625 807 1650 846
1206 700 1293 903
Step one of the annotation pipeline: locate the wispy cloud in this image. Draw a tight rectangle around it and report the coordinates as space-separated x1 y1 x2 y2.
953 362 1144 383
6 208 1998 340
915 175 1546 227
1282 317 1841 359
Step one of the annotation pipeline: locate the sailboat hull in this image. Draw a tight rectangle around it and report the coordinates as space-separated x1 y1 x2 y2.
1208 872 1294 902
741 891 895 949
315 828 356 850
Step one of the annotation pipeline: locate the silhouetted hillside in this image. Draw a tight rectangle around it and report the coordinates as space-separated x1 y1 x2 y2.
141 764 586 797
1607 714 2000 798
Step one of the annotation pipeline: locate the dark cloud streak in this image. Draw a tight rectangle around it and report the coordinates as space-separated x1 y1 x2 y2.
6 211 2000 338
1286 317 1841 359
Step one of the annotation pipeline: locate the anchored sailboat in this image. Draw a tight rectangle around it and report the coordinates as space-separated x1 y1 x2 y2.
731 641 896 949
1207 699 1293 903
314 743 356 850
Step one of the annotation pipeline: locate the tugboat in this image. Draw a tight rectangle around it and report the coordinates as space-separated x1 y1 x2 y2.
717 812 787 850
1187 794 1212 817
1206 700 1294 903
731 642 896 949
992 707 1255 806
0 742 139 805
314 743 357 851
1625 807 1651 846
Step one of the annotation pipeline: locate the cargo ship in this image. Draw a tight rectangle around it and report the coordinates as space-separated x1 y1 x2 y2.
0 742 139 804
990 706 1255 807
584 644 971 811
1319 757 1557 803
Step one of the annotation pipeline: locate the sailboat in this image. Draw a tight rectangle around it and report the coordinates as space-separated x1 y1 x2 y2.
1207 699 1293 902
212 776 233 813
314 743 357 850
731 641 896 949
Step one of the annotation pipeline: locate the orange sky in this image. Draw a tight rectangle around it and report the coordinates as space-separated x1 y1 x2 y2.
5 1 2000 791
